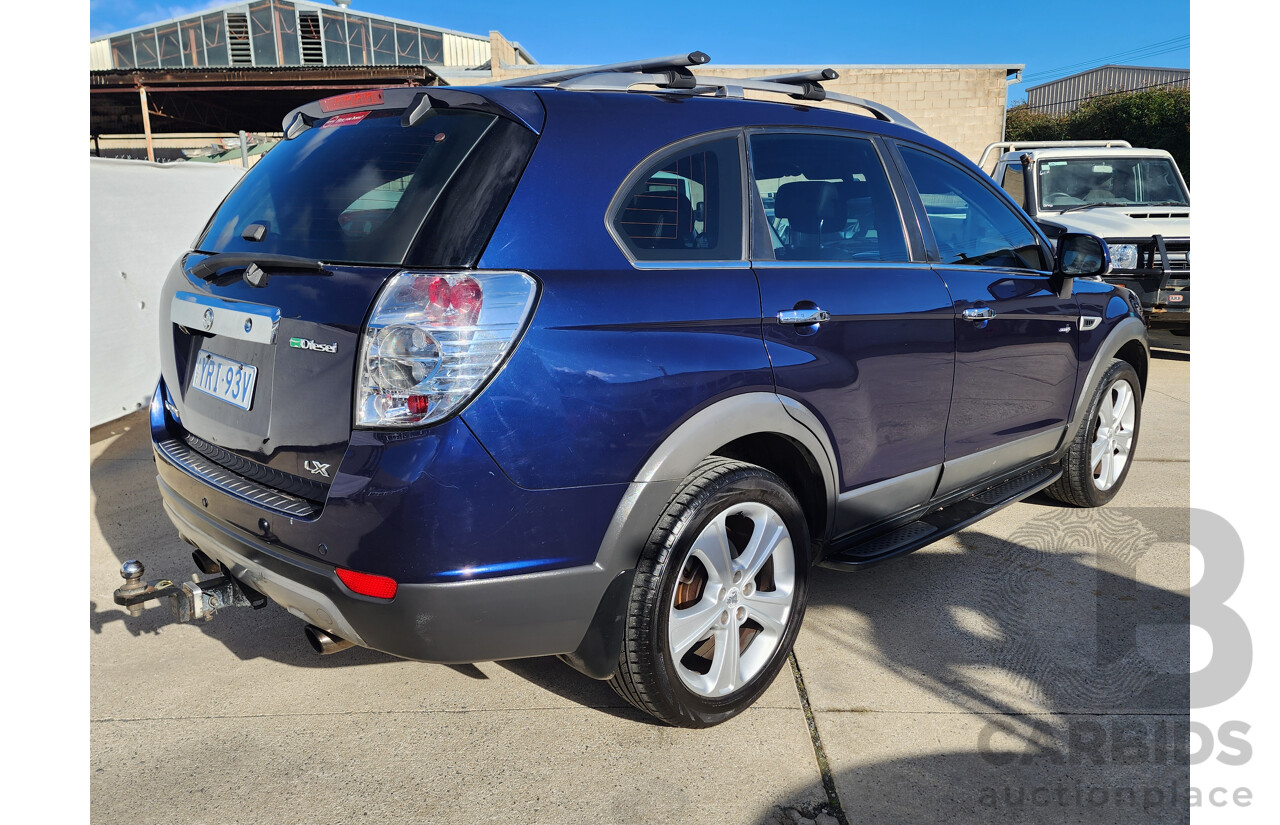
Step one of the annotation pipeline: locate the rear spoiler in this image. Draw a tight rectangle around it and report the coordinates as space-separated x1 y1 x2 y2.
281 87 546 138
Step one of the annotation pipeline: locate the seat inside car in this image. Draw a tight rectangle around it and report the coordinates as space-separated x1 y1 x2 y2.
774 180 847 259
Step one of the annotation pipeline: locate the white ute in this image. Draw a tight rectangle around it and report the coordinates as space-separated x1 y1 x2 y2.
981 140 1190 331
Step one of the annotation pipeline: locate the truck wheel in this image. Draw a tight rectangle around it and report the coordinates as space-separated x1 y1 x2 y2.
1046 359 1142 507
609 458 810 727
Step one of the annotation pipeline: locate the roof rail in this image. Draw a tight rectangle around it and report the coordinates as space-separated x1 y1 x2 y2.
977 139 1134 171
557 71 921 131
488 53 921 131
490 52 710 88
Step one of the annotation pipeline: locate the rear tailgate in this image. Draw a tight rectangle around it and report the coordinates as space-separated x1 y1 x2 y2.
160 261 398 500
155 88 542 508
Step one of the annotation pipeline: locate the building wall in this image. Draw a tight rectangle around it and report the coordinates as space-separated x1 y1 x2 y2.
90 158 246 426
490 64 1014 162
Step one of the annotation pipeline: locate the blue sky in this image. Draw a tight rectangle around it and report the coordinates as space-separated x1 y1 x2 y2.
88 0 1190 103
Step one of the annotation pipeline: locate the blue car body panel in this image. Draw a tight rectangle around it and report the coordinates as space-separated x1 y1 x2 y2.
146 82 1148 671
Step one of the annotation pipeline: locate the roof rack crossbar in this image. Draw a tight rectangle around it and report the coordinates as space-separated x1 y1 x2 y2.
753 68 840 85
490 51 710 88
558 72 922 132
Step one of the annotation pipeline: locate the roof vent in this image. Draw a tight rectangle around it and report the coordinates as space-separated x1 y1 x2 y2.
227 12 252 65
332 0 352 7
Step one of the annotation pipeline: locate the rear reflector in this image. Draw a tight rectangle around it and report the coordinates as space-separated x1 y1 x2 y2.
319 89 385 113
336 567 398 599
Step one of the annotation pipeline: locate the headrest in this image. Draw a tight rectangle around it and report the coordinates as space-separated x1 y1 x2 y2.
775 181 846 235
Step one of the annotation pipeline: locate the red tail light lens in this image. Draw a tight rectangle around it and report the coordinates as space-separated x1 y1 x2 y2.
336 567 398 599
449 278 483 321
319 89 385 112
356 271 537 428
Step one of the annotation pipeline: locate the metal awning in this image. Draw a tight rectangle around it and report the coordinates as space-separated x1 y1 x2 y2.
90 65 442 138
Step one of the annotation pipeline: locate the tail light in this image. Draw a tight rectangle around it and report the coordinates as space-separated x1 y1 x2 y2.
356 270 537 428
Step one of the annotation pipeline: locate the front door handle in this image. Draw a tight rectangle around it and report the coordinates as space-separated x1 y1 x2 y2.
777 307 831 325
962 307 996 322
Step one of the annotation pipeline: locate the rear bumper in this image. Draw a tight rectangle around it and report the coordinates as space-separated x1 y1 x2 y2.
158 471 619 663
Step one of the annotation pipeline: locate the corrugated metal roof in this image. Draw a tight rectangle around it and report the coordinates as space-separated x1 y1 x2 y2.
1025 64 1189 93
1025 65 1189 116
91 0 490 45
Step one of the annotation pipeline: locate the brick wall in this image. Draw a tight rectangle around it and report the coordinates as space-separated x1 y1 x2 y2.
490 64 1016 163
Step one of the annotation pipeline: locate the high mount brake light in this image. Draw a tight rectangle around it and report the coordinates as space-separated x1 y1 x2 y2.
356 271 538 428
319 89 385 113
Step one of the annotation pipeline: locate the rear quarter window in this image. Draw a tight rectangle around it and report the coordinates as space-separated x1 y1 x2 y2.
610 136 743 262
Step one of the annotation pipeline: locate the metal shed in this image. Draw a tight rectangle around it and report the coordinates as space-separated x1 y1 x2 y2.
1024 65 1189 116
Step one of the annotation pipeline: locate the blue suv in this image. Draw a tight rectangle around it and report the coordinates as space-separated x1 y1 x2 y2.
145 53 1147 727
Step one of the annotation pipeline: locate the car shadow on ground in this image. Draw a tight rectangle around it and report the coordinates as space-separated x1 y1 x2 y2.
92 413 1190 754
749 507 1191 824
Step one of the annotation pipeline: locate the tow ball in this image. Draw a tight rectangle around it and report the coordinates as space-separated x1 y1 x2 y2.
113 559 267 623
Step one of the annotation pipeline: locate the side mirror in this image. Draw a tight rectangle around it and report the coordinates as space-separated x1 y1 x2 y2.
1052 232 1111 297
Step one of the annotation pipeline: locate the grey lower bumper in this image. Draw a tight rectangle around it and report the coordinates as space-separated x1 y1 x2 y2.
158 473 617 664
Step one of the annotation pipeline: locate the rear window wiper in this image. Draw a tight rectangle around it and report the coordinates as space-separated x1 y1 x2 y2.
189 252 329 282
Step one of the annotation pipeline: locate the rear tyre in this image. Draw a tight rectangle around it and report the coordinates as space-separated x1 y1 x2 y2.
1045 359 1142 507
608 458 810 727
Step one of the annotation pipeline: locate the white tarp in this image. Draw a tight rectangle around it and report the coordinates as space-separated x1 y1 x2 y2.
90 158 245 427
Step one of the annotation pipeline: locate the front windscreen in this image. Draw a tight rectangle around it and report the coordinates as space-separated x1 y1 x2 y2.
196 108 496 265
1038 157 1189 210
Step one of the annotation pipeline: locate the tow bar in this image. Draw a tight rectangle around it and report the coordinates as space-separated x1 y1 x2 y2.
113 558 268 623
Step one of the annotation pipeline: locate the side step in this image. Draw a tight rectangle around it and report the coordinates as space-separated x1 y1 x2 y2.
819 465 1061 570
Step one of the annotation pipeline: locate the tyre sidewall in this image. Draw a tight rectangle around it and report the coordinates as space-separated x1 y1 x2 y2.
646 469 810 727
1080 362 1143 506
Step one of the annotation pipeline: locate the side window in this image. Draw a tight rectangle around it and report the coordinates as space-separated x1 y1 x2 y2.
612 137 742 261
748 133 909 262
999 164 1026 209
899 145 1048 271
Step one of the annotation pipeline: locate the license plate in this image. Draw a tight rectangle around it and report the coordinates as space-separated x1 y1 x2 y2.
192 352 258 411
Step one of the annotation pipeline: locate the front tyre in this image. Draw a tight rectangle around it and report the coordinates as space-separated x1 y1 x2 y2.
609 458 810 727
1046 358 1143 507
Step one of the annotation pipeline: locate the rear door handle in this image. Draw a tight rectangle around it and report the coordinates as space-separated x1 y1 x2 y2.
962 307 996 321
777 308 831 325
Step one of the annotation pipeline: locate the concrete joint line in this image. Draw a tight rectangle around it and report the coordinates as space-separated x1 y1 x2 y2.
789 652 848 825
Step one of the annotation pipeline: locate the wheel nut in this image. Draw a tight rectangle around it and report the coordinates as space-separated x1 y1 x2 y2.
736 606 747 622
743 582 755 596
720 610 730 625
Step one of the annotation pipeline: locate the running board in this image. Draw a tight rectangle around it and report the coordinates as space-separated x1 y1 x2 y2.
819 466 1061 570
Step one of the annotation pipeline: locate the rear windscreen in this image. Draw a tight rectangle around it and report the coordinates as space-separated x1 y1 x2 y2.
196 108 497 265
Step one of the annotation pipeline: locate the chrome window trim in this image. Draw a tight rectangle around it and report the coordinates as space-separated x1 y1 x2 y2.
751 260 932 270
172 291 281 345
630 260 751 270
931 263 1053 275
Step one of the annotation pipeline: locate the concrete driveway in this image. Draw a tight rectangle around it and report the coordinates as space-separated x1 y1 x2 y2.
90 355 1189 825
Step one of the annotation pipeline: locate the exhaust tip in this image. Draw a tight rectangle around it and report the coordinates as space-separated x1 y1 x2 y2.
304 624 355 655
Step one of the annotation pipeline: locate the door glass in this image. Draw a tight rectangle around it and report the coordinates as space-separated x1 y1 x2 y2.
748 133 908 262
900 146 1047 270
